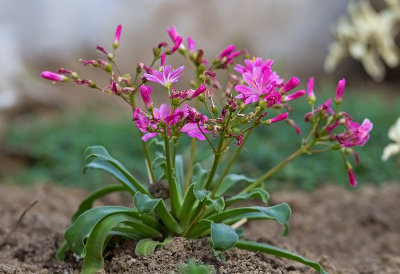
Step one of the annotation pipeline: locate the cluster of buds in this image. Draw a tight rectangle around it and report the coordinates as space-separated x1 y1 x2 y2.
304 78 373 186
41 24 373 187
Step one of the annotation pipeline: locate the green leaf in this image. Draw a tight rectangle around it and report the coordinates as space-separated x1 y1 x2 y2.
133 192 161 214
81 212 160 274
65 206 159 256
135 237 173 256
207 197 225 213
192 163 208 188
84 146 149 195
193 181 209 201
188 203 291 238
210 222 239 251
71 184 128 222
55 241 69 261
175 154 185 190
214 174 255 197
235 240 327 274
225 188 270 207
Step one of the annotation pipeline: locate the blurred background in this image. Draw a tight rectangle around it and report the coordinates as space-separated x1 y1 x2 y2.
0 0 399 190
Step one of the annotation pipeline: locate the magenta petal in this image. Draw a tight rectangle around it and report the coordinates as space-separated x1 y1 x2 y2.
142 132 158 142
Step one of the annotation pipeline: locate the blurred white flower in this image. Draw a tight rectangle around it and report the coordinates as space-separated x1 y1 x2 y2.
325 0 400 82
382 117 400 161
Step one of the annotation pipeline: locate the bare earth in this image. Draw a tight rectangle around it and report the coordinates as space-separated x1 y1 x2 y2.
0 183 399 273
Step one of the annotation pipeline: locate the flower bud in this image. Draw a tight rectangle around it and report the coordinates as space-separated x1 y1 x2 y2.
41 71 69 82
212 106 219 115
281 77 300 93
335 78 346 104
113 24 122 50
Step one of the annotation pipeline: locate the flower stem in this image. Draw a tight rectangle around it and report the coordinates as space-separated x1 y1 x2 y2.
138 132 156 183
184 138 196 191
210 127 254 198
241 139 316 194
164 137 181 216
204 135 225 190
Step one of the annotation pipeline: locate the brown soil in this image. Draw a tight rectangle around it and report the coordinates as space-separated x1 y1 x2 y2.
0 183 399 273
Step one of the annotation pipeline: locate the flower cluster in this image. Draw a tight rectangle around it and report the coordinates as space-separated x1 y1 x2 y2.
41 24 374 274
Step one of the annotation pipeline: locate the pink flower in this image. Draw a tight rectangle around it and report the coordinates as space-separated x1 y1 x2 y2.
180 123 208 140
266 112 289 124
336 118 373 147
144 65 184 88
140 85 153 109
187 37 196 52
113 24 122 49
189 84 206 99
41 71 69 82
287 118 302 135
217 44 242 68
169 36 183 54
348 169 357 187
167 26 183 53
160 52 165 67
306 77 315 98
167 26 179 42
264 90 282 107
335 78 346 103
283 90 306 102
234 58 277 105
281 77 300 93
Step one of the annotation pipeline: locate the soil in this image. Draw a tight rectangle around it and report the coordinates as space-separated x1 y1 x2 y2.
0 183 399 274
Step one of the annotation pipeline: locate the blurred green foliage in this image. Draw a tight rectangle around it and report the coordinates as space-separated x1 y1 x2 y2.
2 84 399 190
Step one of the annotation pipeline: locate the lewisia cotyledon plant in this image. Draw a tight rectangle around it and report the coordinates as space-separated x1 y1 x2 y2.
42 25 373 274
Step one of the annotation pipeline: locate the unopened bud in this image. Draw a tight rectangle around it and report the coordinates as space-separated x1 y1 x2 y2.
153 47 162 58
212 106 219 115
71 72 79 80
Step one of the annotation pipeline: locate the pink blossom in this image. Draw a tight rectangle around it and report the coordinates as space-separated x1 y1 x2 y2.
180 123 208 140
335 78 346 103
187 37 196 52
284 90 306 102
268 112 289 124
217 44 242 68
140 85 153 109
281 77 300 93
41 71 68 82
336 118 373 147
160 52 165 67
96 45 109 55
144 65 184 88
348 169 357 187
264 90 282 107
113 24 122 49
287 119 302 135
167 26 183 53
234 58 277 105
306 77 315 98
169 35 183 54
189 84 206 99
167 26 179 41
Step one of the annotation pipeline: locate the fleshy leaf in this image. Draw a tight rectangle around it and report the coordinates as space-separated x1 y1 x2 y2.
192 163 208 188
235 240 327 274
210 222 239 251
225 188 270 207
64 206 158 256
133 192 161 214
71 184 128 222
135 237 173 256
81 213 160 274
84 146 149 195
214 174 255 196
207 196 225 213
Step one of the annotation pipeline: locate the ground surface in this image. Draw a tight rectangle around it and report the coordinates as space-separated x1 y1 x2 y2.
0 183 399 273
